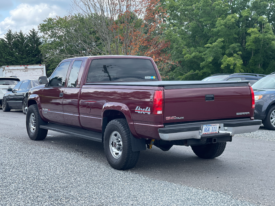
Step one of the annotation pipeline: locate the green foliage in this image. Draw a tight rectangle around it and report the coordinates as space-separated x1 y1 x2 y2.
0 29 42 66
39 14 103 76
163 0 275 80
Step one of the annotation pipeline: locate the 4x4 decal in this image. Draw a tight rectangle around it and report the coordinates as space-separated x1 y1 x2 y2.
135 106 150 114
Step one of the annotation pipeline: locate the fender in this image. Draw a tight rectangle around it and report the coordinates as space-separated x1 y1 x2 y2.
102 102 138 137
28 94 47 122
102 102 146 152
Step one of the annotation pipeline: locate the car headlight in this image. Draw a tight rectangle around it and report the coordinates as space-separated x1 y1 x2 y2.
255 95 263 101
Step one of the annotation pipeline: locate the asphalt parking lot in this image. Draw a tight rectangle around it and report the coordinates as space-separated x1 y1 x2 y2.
1 111 275 206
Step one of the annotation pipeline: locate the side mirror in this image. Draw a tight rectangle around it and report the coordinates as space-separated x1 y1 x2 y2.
7 88 12 92
38 76 48 84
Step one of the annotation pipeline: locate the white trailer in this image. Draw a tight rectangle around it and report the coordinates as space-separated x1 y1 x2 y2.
0 64 46 80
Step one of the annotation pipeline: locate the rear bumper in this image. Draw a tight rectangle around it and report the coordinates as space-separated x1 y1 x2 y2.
158 118 261 141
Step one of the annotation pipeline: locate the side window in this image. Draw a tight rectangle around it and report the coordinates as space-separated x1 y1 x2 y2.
13 81 22 90
48 61 71 87
19 81 31 91
227 77 242 81
67 60 82 88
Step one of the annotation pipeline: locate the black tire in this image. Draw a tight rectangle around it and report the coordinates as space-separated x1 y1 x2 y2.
104 119 140 170
2 98 10 112
191 142 226 159
22 97 28 114
263 106 275 130
26 104 48 141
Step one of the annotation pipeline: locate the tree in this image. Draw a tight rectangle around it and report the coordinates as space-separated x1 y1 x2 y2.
0 29 42 66
163 0 275 80
72 0 173 74
39 14 104 75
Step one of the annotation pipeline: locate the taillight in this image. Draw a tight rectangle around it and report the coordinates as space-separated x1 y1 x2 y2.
153 90 163 115
249 85 255 109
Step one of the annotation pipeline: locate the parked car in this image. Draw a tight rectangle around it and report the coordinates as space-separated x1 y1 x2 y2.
253 74 275 130
202 73 265 85
26 56 261 170
2 79 39 114
0 77 20 109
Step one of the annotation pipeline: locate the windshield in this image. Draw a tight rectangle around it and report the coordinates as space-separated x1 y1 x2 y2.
0 80 19 85
252 75 275 90
32 80 39 87
202 75 229 81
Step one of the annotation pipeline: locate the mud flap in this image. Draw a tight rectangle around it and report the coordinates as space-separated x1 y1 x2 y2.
130 134 146 152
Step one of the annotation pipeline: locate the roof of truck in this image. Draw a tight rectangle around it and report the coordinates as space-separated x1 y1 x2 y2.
64 55 152 61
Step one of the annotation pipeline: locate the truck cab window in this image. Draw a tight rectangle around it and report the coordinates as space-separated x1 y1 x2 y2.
86 58 158 82
67 61 82 88
49 61 71 87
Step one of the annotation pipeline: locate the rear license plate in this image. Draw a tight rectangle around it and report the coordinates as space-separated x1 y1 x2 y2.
202 124 219 135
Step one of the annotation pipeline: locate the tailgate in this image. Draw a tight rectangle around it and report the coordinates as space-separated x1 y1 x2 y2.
163 83 252 124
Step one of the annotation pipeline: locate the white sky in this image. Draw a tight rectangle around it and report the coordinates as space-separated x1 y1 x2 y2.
0 0 70 38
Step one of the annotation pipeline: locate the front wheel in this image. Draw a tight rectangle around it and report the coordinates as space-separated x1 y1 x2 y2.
263 106 275 130
26 104 48 140
2 98 10 112
191 142 226 159
104 119 140 170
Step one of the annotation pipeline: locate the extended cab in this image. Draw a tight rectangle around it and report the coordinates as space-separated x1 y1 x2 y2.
26 56 261 170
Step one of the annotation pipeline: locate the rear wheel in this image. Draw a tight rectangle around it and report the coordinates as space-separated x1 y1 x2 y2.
104 119 140 170
191 142 226 159
26 104 48 140
263 106 275 130
2 98 10 112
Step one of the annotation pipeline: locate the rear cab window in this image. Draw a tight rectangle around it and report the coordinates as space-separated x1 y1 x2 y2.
67 60 83 87
86 58 158 83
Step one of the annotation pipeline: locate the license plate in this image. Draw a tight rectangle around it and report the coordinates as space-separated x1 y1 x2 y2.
202 124 219 135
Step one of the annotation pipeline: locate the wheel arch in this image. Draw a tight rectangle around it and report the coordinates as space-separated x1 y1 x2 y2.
101 103 145 152
27 94 47 122
101 102 138 138
264 101 275 119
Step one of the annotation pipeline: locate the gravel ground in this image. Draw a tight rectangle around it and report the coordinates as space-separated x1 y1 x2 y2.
0 134 256 206
1 111 275 206
235 127 275 142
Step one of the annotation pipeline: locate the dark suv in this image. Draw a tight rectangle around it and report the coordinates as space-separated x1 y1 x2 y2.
202 73 265 85
253 74 275 130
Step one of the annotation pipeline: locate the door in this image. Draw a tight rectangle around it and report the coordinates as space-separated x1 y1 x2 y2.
15 80 31 109
62 60 83 127
6 81 22 108
40 61 71 124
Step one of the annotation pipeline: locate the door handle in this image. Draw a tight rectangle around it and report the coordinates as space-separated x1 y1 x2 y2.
59 92 63 98
205 94 214 101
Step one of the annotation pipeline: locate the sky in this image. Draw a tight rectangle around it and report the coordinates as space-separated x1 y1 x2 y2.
0 0 71 38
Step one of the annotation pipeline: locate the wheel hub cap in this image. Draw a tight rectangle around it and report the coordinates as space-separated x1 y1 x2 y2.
109 131 123 159
270 110 275 127
29 113 36 133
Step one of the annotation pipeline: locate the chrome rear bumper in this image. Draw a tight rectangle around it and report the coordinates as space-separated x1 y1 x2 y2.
158 119 261 141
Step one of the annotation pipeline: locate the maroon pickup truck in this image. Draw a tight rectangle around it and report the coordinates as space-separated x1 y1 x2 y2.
26 55 261 170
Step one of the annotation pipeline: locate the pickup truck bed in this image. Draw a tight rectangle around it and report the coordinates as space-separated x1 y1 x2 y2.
26 55 261 170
